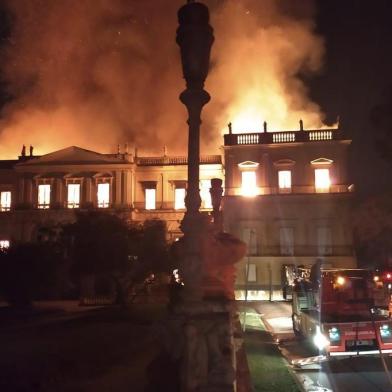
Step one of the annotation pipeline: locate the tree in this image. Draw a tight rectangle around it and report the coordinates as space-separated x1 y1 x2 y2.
353 193 392 267
64 212 172 305
0 242 66 308
370 85 392 164
353 85 392 267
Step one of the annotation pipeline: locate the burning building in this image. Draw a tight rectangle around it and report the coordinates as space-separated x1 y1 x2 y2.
223 123 355 300
0 145 222 244
0 123 355 299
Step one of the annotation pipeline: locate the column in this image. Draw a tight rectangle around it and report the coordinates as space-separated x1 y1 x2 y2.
122 171 128 207
25 178 33 206
84 177 93 204
18 177 25 205
161 172 167 209
130 168 136 208
55 178 63 207
262 153 269 190
123 170 132 207
114 171 122 207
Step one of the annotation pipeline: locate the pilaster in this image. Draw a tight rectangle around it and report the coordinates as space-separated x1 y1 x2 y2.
25 178 33 205
115 170 122 207
55 178 63 206
85 177 93 204
18 177 25 205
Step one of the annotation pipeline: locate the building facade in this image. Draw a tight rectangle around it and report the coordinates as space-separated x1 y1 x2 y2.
223 127 356 300
0 127 356 299
0 146 223 244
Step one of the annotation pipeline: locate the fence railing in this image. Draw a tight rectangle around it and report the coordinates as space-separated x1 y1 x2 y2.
224 184 354 196
224 128 343 146
137 155 222 166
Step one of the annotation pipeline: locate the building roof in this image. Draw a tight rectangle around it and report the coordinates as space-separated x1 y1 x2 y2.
16 146 127 166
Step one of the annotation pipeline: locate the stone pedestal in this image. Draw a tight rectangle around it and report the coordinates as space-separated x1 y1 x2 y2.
165 301 238 392
167 220 246 392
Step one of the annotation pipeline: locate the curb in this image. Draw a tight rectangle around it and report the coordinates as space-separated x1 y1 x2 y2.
258 313 306 392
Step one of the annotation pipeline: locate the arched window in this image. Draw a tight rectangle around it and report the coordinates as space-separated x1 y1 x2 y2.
238 161 259 197
311 158 333 193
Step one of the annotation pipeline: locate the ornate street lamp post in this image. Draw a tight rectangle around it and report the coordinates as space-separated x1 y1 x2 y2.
171 3 243 391
177 0 214 300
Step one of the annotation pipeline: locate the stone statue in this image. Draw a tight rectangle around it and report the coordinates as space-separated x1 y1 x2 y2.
174 220 246 300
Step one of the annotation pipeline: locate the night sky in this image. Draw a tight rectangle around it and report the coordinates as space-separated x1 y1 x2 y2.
310 0 392 196
0 0 391 196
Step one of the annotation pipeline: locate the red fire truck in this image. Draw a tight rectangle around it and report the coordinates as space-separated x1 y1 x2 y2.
374 269 392 315
292 268 392 356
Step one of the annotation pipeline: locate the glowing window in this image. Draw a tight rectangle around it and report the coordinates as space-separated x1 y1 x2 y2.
315 168 330 191
67 183 80 208
0 240 9 249
38 184 51 209
245 263 257 282
97 183 110 208
278 170 291 190
241 171 257 197
145 188 156 210
0 191 11 211
174 188 186 210
200 179 212 209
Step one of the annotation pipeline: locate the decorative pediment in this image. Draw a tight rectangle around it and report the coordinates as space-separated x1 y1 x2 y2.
17 146 124 166
238 161 259 169
310 158 333 166
169 180 187 188
93 172 114 179
273 159 296 168
140 180 158 189
65 172 97 178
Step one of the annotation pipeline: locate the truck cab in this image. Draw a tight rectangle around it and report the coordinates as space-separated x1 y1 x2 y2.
292 268 392 355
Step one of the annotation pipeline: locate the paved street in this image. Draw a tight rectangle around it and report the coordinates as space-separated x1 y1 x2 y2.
250 301 392 392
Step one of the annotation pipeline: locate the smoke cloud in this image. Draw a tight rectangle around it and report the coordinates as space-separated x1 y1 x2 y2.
0 0 328 158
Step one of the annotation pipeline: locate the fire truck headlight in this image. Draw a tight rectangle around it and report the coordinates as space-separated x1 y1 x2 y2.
313 326 330 350
380 324 392 339
328 327 341 343
336 276 346 286
374 275 380 282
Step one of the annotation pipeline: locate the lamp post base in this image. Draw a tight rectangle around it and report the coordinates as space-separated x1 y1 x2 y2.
166 300 238 392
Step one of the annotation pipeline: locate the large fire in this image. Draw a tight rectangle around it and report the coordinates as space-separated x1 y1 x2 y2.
222 89 336 135
209 1 334 135
0 0 333 158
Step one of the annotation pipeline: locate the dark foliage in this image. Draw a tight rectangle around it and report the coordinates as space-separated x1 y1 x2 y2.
353 192 392 267
0 242 67 307
63 212 173 304
370 85 392 165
